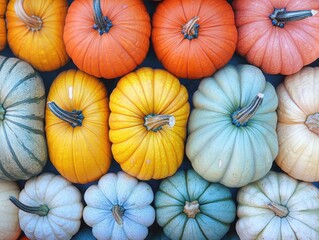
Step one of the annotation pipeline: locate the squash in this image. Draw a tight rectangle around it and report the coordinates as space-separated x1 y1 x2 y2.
45 69 112 184
109 67 190 180
155 169 236 240
186 64 278 187
0 179 21 240
10 173 83 240
232 0 319 75
0 0 7 51
276 66 319 182
6 0 69 71
0 56 47 181
151 0 237 79
83 171 155 240
236 171 319 240
64 0 151 79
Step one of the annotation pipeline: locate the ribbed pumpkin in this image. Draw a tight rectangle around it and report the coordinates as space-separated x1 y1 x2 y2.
109 67 190 180
45 69 112 184
0 0 7 51
0 56 47 181
6 0 69 71
64 0 151 79
232 0 319 75
152 0 237 79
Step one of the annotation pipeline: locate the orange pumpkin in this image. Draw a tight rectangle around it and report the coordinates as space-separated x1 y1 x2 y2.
64 0 151 79
6 0 69 71
151 0 237 79
233 0 319 75
45 69 112 184
109 67 190 180
0 0 7 51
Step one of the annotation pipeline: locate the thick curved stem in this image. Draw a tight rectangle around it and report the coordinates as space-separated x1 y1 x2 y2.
9 196 50 217
183 200 200 218
47 101 84 128
0 104 5 121
267 202 288 217
93 0 112 35
112 205 125 225
269 8 318 28
14 0 42 31
144 114 175 132
305 113 319 135
182 16 199 40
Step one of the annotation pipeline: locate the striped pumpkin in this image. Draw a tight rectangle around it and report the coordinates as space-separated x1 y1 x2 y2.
0 56 47 181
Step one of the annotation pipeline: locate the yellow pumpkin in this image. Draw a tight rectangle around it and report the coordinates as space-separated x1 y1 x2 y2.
6 0 69 71
109 67 190 180
45 69 112 184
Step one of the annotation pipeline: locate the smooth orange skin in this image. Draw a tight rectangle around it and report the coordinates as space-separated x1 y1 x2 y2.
109 67 190 180
6 0 69 71
45 70 112 184
0 0 7 51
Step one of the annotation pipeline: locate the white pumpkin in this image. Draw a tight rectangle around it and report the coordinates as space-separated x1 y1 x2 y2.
10 173 83 240
83 171 155 240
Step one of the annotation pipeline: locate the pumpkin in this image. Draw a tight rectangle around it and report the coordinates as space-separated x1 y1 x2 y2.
0 56 47 181
155 169 236 240
9 173 83 240
236 171 319 240
276 66 319 182
151 0 237 79
83 171 155 240
45 69 112 184
6 0 69 71
109 67 190 180
64 0 151 79
0 179 21 240
232 0 319 75
0 0 7 51
186 64 279 187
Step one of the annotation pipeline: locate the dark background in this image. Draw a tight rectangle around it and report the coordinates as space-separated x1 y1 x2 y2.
1 0 318 239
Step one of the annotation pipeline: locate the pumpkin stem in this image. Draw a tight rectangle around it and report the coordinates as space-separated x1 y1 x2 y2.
267 202 289 217
93 0 113 35
183 200 200 218
47 101 84 128
144 114 175 132
14 0 42 31
182 16 200 40
269 8 318 28
0 104 5 121
112 205 125 225
305 113 319 135
231 93 264 127
9 196 50 217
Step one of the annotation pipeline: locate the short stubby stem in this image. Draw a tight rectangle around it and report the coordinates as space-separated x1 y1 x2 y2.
182 16 199 40
93 0 113 35
305 113 319 135
47 101 84 128
269 8 318 28
14 0 42 31
9 196 50 217
183 200 200 218
144 113 175 132
231 93 264 127
0 104 5 121
267 201 289 217
112 205 125 225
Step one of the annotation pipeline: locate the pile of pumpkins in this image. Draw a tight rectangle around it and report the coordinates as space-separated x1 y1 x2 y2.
0 0 319 239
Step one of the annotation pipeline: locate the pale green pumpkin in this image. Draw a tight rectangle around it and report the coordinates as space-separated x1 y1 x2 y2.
186 64 278 187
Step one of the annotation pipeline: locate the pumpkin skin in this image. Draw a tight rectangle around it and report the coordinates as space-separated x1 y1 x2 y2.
64 0 151 79
155 169 236 240
276 66 319 182
83 171 155 240
6 0 69 71
186 64 279 187
45 69 112 184
0 56 47 181
10 173 83 240
0 0 7 51
109 67 190 180
236 171 319 240
232 0 319 75
151 0 237 79
0 179 21 240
